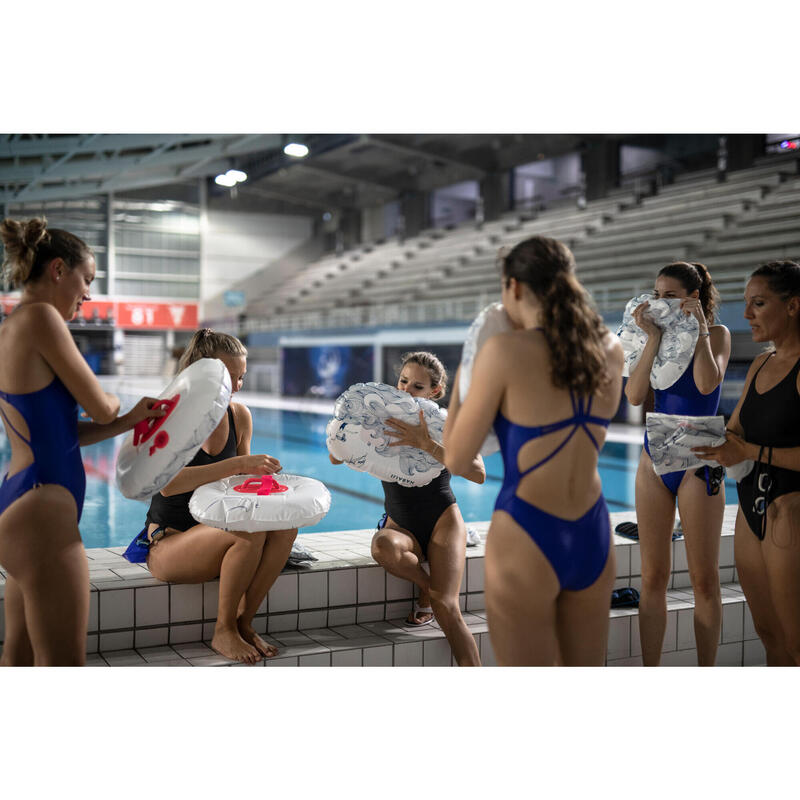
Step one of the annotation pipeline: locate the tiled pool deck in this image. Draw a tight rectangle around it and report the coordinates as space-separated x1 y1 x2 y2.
0 504 766 666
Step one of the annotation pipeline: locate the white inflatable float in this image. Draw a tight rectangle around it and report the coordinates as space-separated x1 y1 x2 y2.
617 293 700 390
116 358 232 501
189 473 331 532
458 302 512 456
326 382 447 487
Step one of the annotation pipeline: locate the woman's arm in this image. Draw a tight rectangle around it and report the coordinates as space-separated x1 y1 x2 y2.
683 296 731 394
34 304 120 423
160 402 282 496
624 301 661 406
77 397 165 446
385 409 486 484
443 338 506 477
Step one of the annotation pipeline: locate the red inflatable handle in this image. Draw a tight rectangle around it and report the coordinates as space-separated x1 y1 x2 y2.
133 394 181 448
233 475 288 495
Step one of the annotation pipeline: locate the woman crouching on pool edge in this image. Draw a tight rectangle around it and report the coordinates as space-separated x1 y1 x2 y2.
329 352 485 666
125 329 297 664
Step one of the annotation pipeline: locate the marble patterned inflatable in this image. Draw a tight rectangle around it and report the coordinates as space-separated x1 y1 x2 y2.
617 293 700 390
326 382 447 487
116 358 232 501
645 412 726 475
458 302 512 456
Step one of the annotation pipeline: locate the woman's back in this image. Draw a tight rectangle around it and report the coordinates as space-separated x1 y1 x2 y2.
0 305 57 394
494 328 622 518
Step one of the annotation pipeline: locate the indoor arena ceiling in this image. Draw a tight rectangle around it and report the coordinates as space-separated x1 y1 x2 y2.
0 133 636 213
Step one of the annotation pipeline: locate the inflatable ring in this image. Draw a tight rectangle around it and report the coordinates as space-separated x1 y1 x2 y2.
189 473 331 532
326 382 446 487
459 302 512 456
116 358 232 501
617 293 699 390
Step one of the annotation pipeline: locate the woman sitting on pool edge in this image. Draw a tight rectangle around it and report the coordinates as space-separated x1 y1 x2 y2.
330 352 484 666
124 329 297 664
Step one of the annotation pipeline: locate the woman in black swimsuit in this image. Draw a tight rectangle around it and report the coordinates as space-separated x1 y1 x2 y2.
330 352 484 666
129 329 297 664
694 261 800 665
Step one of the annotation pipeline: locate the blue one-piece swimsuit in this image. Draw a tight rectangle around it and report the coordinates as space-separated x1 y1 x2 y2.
493 391 613 592
643 356 721 495
0 377 85 520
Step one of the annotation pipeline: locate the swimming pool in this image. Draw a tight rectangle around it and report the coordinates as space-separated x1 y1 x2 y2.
0 405 738 549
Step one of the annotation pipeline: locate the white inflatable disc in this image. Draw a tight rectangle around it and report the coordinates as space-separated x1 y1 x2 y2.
459 302 512 456
189 473 331 532
617 294 699 390
326 382 446 487
116 358 232 501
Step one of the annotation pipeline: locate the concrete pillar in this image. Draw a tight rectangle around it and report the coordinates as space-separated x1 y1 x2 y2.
400 191 430 238
479 171 509 222
582 139 620 201
726 134 765 171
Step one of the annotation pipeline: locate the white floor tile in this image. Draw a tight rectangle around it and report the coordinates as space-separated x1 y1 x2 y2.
269 573 298 612
716 641 743 667
357 566 385 604
99 631 134 652
327 606 357 626
169 623 203 644
743 638 767 666
386 573 414 601
722 600 744 644
363 645 393 666
298 610 327 629
329 569 357 606
267 613 298 633
299 652 332 667
480 633 497 667
356 603 385 623
299 571 328 610
423 638 452 667
170 584 203 623
394 641 423 667
99 588 134 630
467 557 484 592
135 586 169 627
135 627 169 649
332 649 362 667
265 656 298 667
204 580 220 619
676 608 695 651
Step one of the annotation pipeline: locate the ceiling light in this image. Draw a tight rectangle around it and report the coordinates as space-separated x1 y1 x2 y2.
215 173 238 187
284 142 309 158
227 169 247 182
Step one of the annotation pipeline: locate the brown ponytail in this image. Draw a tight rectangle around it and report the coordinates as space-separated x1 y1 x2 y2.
1 216 92 287
177 328 247 372
502 235 610 397
657 261 719 325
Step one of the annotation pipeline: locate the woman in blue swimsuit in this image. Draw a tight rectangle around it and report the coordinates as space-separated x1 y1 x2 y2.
0 217 161 666
444 236 624 666
625 262 730 666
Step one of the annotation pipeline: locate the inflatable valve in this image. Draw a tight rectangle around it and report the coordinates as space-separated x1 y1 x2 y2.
132 394 181 450
233 475 289 495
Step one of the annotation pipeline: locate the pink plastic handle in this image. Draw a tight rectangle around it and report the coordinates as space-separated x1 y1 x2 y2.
233 475 288 495
133 394 181 448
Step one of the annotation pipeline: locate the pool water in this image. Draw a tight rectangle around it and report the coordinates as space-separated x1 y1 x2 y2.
1 407 738 550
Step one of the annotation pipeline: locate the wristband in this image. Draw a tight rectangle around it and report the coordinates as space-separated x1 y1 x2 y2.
698 332 710 337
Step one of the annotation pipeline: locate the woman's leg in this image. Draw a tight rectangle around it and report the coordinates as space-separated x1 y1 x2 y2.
761 493 800 666
485 511 561 666
635 451 677 666
237 529 297 658
370 522 432 623
426 504 480 666
557 543 616 666
735 507 793 665
0 486 88 666
0 575 34 666
147 524 268 664
676 474 724 666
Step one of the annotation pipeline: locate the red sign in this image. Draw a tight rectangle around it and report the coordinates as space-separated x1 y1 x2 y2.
0 296 198 330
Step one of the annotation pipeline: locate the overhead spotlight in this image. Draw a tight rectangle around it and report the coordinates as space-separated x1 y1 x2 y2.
214 169 248 187
284 142 309 158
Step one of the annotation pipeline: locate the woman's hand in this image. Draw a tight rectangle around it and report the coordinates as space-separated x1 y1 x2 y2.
123 397 167 429
385 410 431 450
235 454 282 475
692 431 748 467
632 301 661 338
680 297 708 332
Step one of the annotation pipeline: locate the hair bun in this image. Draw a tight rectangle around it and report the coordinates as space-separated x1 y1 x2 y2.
22 218 49 251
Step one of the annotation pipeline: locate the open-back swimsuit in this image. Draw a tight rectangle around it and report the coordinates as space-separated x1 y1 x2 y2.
493 391 613 591
0 377 85 520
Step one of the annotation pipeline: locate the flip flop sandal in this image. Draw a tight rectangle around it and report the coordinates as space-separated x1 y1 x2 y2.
614 521 639 540
407 603 434 626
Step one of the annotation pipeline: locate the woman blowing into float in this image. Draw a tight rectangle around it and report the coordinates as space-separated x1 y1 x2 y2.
625 262 730 666
0 218 162 666
330 352 484 666
127 329 297 664
444 236 623 666
694 261 800 665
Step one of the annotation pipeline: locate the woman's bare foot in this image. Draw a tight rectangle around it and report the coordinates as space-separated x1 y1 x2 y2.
238 619 279 658
211 624 261 664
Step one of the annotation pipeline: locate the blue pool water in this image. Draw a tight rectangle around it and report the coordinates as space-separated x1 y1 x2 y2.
1 406 738 549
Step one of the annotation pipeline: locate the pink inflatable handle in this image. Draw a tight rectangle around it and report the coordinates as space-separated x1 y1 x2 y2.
233 475 289 495
133 394 181 450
